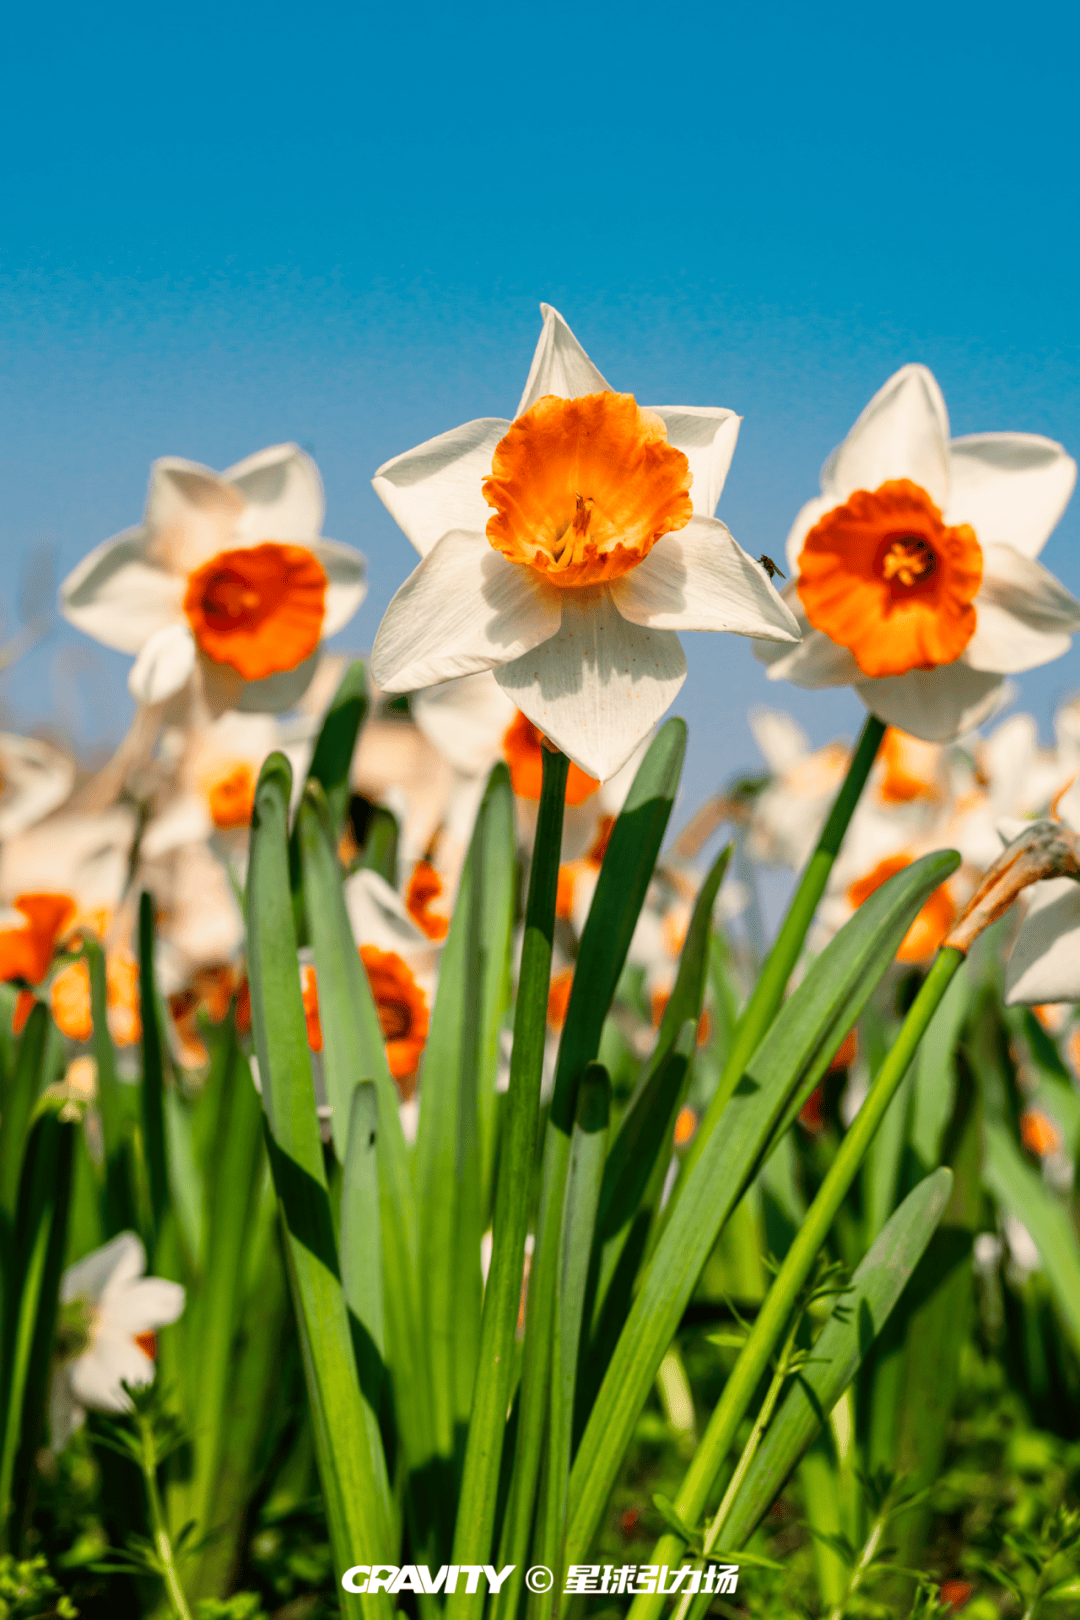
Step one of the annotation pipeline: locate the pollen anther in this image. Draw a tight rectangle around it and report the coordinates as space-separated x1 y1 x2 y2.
880 536 937 588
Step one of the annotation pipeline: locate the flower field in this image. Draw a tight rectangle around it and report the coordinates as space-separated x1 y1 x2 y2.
0 307 1079 1620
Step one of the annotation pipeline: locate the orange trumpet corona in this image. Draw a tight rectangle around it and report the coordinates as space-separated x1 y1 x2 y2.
184 542 327 680
798 480 982 678
484 392 692 589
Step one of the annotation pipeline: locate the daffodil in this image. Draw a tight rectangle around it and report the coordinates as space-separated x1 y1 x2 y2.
52 1232 185 1449
1003 781 1080 1005
757 366 1080 741
371 306 799 779
61 443 366 712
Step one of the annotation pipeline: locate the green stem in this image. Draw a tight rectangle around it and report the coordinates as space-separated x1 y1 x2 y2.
828 1505 888 1620
626 945 964 1620
137 1411 194 1620
451 746 569 1599
673 1316 801 1620
663 715 885 1223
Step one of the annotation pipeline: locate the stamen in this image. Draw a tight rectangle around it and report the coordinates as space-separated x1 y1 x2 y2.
880 536 937 588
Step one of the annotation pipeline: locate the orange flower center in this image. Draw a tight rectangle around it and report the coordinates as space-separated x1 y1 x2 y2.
797 480 982 679
359 946 429 1099
184 543 327 681
847 853 956 962
502 711 599 805
1020 1108 1061 1158
0 893 77 987
405 860 450 941
49 951 141 1047
134 1331 158 1360
483 392 692 589
300 964 323 1053
205 762 257 829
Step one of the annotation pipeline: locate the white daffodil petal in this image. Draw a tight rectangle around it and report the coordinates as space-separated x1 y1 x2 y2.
1005 879 1080 1004
610 518 801 642
224 442 326 542
854 664 1006 743
785 495 835 577
344 867 431 956
71 1337 153 1411
963 543 1080 673
144 457 245 573
231 652 323 715
494 587 686 781
516 303 611 416
755 589 861 687
372 418 509 558
61 1232 146 1306
109 1278 186 1335
749 708 811 774
0 735 75 838
309 537 368 637
947 434 1076 560
60 529 185 655
370 531 561 693
412 671 517 777
128 622 197 704
825 364 951 509
647 408 741 518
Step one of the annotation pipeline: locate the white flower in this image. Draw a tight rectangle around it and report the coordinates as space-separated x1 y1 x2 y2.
61 443 366 713
0 735 75 838
52 1232 185 1449
757 365 1080 742
1004 781 1080 1005
370 305 799 780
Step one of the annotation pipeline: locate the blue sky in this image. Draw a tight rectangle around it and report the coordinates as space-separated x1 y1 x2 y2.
2 0 1078 818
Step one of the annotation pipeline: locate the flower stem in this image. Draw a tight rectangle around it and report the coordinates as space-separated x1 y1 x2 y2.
136 1410 194 1620
627 945 964 1620
451 745 569 1598
663 714 885 1221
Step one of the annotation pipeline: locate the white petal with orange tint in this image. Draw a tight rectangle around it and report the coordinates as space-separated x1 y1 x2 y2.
963 543 1080 673
225 442 326 542
947 433 1077 560
1005 879 1080 1004
107 1276 186 1334
128 623 197 704
0 735 75 838
60 529 185 654
515 303 611 416
144 458 245 573
610 517 801 641
371 530 561 693
61 1232 145 1306
648 408 741 519
309 537 368 635
784 494 836 576
412 671 517 777
756 590 862 687
749 708 810 774
854 664 1006 743
823 364 951 510
372 419 510 558
494 587 686 780
70 1338 154 1412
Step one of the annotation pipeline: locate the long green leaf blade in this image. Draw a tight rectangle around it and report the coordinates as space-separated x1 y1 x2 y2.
564 850 960 1572
248 753 393 1614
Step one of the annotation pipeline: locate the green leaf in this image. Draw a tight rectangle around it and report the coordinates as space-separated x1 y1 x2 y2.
340 1083 385 1396
982 1120 1080 1352
296 781 435 1551
414 763 514 1495
0 1003 49 1267
304 659 368 835
247 752 394 1614
138 893 170 1252
719 1167 955 1548
86 940 134 1238
0 1105 75 1544
541 1063 610 1571
493 720 686 1618
592 845 732 1302
563 850 961 1575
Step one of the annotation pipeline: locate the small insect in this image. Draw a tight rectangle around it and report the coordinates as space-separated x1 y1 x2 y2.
759 554 786 581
